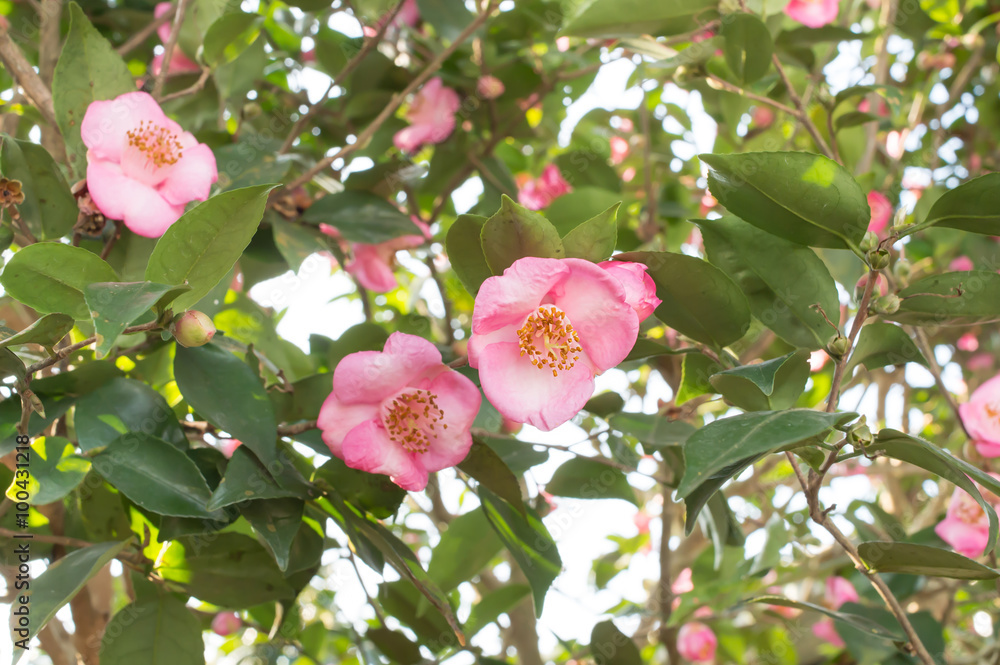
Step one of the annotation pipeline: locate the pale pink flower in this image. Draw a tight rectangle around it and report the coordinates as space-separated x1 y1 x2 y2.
867 191 892 237
151 3 200 76
784 0 839 27
618 118 635 133
855 272 888 299
825 576 859 609
677 623 717 662
809 350 830 372
363 0 419 36
320 219 430 293
609 136 630 165
517 165 572 211
950 255 974 271
935 487 992 557
468 257 639 431
556 36 571 52
812 619 844 648
886 130 905 159
393 78 461 153
958 333 980 352
969 353 995 372
960 374 1000 458
81 92 218 237
672 567 694 594
477 75 505 100
699 192 717 217
752 106 775 127
599 261 661 322
317 332 481 491
622 167 636 182
220 439 242 458
211 612 242 636
858 98 890 117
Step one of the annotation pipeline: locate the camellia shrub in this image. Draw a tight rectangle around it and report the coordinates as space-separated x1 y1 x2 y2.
2 0 1000 663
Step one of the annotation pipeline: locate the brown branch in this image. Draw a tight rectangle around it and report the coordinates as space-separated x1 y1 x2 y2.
158 67 212 103
910 326 969 437
657 480 680 664
0 527 93 549
0 25 58 128
705 74 799 117
771 53 833 159
277 420 318 436
26 321 161 375
152 0 190 99
117 4 175 56
826 269 878 412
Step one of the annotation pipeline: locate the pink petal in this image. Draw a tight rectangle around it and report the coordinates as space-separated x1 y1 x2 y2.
784 0 839 27
975 439 1000 458
81 91 178 163
158 140 218 206
341 420 428 490
467 322 517 368
333 332 443 404
86 158 185 237
154 2 174 44
935 517 989 558
417 370 481 472
599 261 661 322
477 341 595 431
317 392 380 458
517 180 550 210
346 244 399 293
551 259 639 371
472 257 571 334
811 619 844 648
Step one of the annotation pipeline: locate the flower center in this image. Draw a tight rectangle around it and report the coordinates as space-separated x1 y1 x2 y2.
126 120 183 169
381 388 447 453
517 305 583 377
955 495 986 524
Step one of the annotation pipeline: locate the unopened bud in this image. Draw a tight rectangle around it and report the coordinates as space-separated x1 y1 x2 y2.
211 612 242 636
859 230 879 253
827 335 851 358
871 294 901 315
170 310 216 347
868 248 890 270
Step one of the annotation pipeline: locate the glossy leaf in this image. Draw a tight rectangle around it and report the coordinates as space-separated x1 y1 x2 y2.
561 0 719 38
481 195 565 273
460 437 527 514
302 190 420 244
709 351 810 411
203 11 263 66
241 497 305 572
561 202 619 262
546 457 639 505
6 437 90 506
445 214 493 294
0 135 77 239
84 282 183 357
465 584 532 638
0 314 74 351
677 352 723 404
590 619 643 665
916 172 1000 235
208 446 301 510
746 596 904 641
607 412 696 451
100 592 205 665
888 271 1000 326
845 322 927 374
427 509 503 593
312 456 406 519
857 541 1000 580
75 378 188 452
146 185 277 312
1 243 119 319
721 13 772 84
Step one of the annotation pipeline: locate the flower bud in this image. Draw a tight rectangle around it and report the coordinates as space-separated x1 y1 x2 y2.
211 612 242 636
476 75 505 100
827 335 850 359
868 248 890 270
170 310 216 347
871 294 901 315
859 230 879 253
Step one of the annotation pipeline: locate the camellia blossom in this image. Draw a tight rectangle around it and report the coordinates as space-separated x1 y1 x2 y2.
393 77 461 153
960 374 1000 457
812 576 858 647
598 261 661 321
950 255 974 271
867 191 892 237
468 257 639 431
609 136 630 164
211 612 242 636
783 0 839 27
958 333 979 353
477 75 505 100
151 3 199 75
319 218 431 293
81 91 218 237
935 487 993 557
517 164 572 210
317 332 481 491
813 619 845 648
677 623 717 662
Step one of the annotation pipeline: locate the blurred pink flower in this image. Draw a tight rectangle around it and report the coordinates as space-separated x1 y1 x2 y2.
363 0 419 36
752 106 775 128
958 333 980 352
867 191 892 237
809 350 830 372
477 75 505 100
220 438 242 458
517 164 572 210
812 619 844 648
211 612 242 636
969 353 994 372
672 567 694 594
699 192 717 217
151 3 200 75
393 77 461 153
825 576 859 609
320 218 430 293
317 332 481 491
677 623 717 662
960 374 1000 458
886 130 905 159
618 117 635 133
950 256 974 271
556 36 571 51
855 272 888 300
599 261 661 322
622 166 636 182
609 136 630 165
633 509 651 535
784 0 839 27
81 91 218 237
935 487 993 557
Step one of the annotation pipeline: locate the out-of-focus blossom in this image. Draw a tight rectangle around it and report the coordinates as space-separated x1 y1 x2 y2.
477 75 505 100
319 218 430 293
622 166 636 182
784 0 839 27
677 623 717 662
960 374 1000 458
752 106 775 128
886 130 905 159
958 333 980 353
950 256 974 271
809 350 830 372
867 191 892 237
393 78 461 153
609 136 630 164
935 486 994 557
517 165 572 210
151 3 200 75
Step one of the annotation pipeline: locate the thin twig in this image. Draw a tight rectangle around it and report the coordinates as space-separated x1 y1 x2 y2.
26 321 161 375
771 53 834 159
117 4 176 55
826 269 878 412
158 67 212 103
152 0 190 99
277 420 318 436
705 74 799 117
910 326 969 437
856 0 899 174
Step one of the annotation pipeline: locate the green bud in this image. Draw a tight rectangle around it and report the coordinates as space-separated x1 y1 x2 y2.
868 248 891 270
871 294 901 315
826 334 850 358
170 310 216 348
859 230 879 253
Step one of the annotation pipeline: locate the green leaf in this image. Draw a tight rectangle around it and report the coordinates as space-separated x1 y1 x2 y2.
721 13 773 84
914 173 1000 235
366 627 422 665
870 429 999 555
677 409 857 499
91 433 221 518
561 203 619 262
478 434 550 474
75 378 187 452
710 351 810 411
479 487 562 616
427 509 503 593
0 348 26 384
777 26 872 47
202 11 263 66
481 195 565 273
701 152 869 250
156 533 295 606
835 111 879 130
241 497 304 572
745 596 904 641
446 214 493 295
84 282 182 357
616 251 751 347
845 323 927 375
0 314 74 351
546 457 639 505
312 456 406 519
857 541 1000 580
561 0 719 38
459 439 527 514
208 446 301 510
100 593 205 665
700 490 745 568
888 271 1000 326
465 584 531 638
0 243 119 319
749 513 788 575
698 216 840 349
174 343 281 478
544 188 623 236
590 620 643 665
10 542 128 663
302 190 420 244
415 0 475 40
584 391 626 417
146 185 276 312
0 135 77 239
376 580 454 650
5 437 90 506
607 412 695 452
677 352 723 405
52 3 137 179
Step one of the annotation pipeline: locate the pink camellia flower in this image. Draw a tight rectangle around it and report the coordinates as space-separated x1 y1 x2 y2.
699 192 717 217
598 261 661 322
826 576 859 608
363 0 419 37
477 75 505 100
151 3 200 76
809 349 830 372
81 91 217 237
960 374 1000 458
858 98 890 117
867 191 892 237
752 106 775 128
393 77 461 154
783 0 839 27
672 567 694 594
319 218 431 293
935 487 993 557
886 130 905 159
633 509 652 535
618 117 635 133
854 273 888 300
609 136 630 165
950 255 974 271
211 612 242 636
958 333 980 353
969 353 995 372
468 257 639 431
317 332 481 491
622 166 636 183
517 165 573 211
220 438 242 458
813 619 845 648
677 623 717 662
